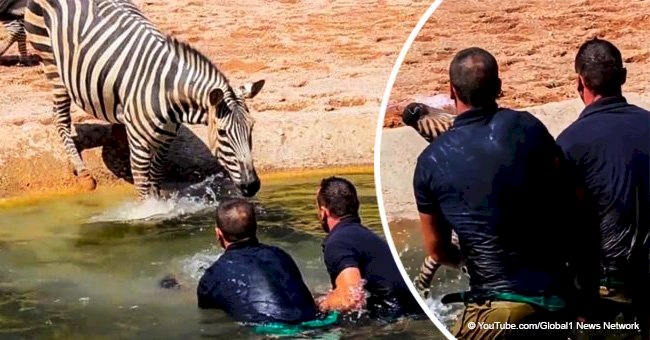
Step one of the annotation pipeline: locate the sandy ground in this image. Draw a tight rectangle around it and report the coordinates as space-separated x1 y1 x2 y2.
385 0 650 127
0 0 433 198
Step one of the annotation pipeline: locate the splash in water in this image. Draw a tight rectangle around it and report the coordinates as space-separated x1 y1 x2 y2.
88 175 233 222
180 248 223 282
424 297 457 327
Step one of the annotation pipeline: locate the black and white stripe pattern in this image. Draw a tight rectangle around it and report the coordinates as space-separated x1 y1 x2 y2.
413 231 464 299
24 0 264 199
402 102 455 143
0 0 28 62
402 103 465 296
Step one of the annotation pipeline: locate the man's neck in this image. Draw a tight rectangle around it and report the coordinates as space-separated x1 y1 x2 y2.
456 101 497 115
224 237 255 250
582 90 623 106
456 101 473 115
327 214 360 232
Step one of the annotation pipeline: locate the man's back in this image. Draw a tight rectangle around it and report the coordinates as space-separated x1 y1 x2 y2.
197 239 318 324
557 96 650 275
414 107 572 297
322 216 422 317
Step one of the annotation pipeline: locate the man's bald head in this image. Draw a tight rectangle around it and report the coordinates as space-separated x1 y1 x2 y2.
449 47 501 108
216 199 257 242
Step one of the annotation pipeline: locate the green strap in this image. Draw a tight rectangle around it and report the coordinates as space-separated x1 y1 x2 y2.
253 311 340 336
493 292 566 312
443 291 566 312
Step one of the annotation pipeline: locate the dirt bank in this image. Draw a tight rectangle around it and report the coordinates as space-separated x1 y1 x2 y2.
379 94 650 221
0 0 432 199
385 0 650 127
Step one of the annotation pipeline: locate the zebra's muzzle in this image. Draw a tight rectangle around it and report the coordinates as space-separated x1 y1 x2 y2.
238 178 260 197
402 102 425 126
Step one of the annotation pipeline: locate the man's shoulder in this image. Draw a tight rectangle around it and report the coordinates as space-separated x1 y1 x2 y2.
496 108 546 128
252 242 290 258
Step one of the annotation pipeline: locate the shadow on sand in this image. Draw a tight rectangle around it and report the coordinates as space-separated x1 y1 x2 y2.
72 122 229 197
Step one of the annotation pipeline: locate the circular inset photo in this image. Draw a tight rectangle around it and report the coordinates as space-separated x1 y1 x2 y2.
377 1 650 339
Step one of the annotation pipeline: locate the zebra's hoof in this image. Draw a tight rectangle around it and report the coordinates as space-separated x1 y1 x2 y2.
78 170 97 191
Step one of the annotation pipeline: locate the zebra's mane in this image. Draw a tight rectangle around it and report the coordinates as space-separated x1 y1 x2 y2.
167 36 230 92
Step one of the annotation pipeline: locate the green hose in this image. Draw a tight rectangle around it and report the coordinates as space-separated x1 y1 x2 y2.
253 311 340 336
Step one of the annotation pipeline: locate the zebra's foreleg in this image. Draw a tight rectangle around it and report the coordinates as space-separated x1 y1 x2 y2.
46 64 96 191
125 125 155 200
149 135 175 198
414 256 441 299
17 37 29 64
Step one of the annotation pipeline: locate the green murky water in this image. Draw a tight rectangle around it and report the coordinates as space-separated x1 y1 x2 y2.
0 172 440 339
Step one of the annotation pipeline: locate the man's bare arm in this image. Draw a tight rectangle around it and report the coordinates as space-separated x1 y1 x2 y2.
317 267 365 312
419 212 461 267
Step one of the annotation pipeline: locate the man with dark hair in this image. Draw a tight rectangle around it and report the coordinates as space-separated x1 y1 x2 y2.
413 47 590 338
197 199 320 325
316 176 423 318
557 38 650 337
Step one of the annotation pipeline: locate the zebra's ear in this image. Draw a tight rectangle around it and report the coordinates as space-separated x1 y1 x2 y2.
240 80 265 99
209 88 224 106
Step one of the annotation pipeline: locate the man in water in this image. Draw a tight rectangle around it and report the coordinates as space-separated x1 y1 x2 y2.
316 176 423 318
197 199 320 325
557 38 650 337
412 47 596 338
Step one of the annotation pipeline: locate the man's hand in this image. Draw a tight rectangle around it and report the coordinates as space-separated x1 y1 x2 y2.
317 267 366 313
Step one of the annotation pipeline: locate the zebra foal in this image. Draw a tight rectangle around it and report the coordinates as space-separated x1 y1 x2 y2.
24 0 264 199
401 101 467 297
0 0 29 63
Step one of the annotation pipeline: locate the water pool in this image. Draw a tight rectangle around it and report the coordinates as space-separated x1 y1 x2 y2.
0 172 441 339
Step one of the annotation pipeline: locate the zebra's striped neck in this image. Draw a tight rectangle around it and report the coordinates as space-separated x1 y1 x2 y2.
167 37 232 125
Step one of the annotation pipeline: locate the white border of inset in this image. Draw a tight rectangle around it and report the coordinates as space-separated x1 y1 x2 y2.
373 1 454 339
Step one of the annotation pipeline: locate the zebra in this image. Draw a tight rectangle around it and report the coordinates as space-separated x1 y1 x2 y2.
401 102 455 142
24 0 264 199
0 0 29 63
401 101 467 298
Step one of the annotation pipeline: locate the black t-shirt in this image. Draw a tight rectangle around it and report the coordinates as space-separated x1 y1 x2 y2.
413 106 575 298
322 216 423 317
557 96 650 280
197 239 319 324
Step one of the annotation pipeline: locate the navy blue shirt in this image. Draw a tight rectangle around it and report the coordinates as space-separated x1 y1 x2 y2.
557 96 650 280
197 238 318 324
413 106 575 298
322 216 422 317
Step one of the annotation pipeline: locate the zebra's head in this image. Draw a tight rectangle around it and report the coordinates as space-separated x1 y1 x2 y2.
402 102 456 142
207 80 265 197
402 102 429 127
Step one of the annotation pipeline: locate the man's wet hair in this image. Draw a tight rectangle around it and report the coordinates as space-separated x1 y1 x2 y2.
317 177 360 218
449 47 501 108
575 38 625 97
216 199 257 242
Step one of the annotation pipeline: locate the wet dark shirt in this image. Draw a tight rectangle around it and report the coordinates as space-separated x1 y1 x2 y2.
197 238 319 324
322 216 423 318
557 96 650 280
413 105 574 298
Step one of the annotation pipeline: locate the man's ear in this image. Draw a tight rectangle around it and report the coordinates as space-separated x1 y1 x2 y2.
620 68 627 86
577 75 585 92
319 206 330 219
209 88 224 106
495 78 503 98
449 83 456 101
240 80 265 99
